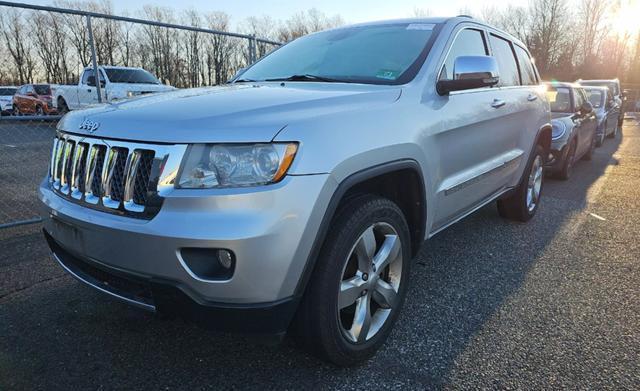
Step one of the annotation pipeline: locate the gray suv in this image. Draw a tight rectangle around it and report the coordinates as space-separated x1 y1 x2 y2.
40 17 551 366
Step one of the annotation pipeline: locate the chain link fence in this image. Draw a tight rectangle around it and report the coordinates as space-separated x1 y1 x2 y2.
0 1 280 228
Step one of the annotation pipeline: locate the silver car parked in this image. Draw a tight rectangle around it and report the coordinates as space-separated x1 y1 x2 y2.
40 16 551 366
584 85 620 145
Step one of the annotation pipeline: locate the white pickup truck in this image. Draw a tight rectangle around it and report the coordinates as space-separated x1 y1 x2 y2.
52 66 175 112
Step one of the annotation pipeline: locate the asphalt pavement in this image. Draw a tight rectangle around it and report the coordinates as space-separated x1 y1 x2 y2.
1 119 639 389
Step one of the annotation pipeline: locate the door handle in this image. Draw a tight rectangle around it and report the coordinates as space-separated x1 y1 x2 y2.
87 89 92 92
491 99 506 108
527 94 538 102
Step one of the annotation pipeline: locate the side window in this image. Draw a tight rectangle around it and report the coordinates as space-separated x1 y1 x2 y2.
81 69 94 85
574 88 584 111
440 28 488 81
514 45 537 85
489 34 520 87
25 85 34 94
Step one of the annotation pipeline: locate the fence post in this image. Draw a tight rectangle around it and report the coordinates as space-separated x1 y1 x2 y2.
86 15 103 103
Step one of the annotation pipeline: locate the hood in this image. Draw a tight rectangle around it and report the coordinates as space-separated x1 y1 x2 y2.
58 83 402 143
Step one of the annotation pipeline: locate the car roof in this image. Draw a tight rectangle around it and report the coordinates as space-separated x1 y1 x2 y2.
545 81 581 89
577 79 619 83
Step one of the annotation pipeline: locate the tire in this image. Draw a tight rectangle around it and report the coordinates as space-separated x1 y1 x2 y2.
582 134 595 161
556 138 576 181
293 195 412 366
607 123 618 138
35 105 44 116
58 98 69 114
596 131 605 147
497 144 545 222
12 105 20 116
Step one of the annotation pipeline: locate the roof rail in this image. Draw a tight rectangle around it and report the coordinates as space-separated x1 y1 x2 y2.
457 15 473 19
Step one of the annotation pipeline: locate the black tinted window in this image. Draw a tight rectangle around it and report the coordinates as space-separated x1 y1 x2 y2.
104 69 160 84
440 28 487 80
489 34 520 87
0 88 17 95
81 69 105 84
514 45 537 85
34 85 50 95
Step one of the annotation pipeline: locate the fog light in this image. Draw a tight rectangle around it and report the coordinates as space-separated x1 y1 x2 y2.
218 249 233 269
179 248 235 280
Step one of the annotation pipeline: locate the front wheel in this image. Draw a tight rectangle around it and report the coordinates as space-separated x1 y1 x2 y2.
497 144 545 222
293 195 412 366
607 123 618 138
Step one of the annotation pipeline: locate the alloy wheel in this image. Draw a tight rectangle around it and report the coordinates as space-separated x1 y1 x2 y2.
338 222 403 343
526 155 543 212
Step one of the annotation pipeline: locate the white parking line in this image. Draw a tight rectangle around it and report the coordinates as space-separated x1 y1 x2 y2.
589 213 607 221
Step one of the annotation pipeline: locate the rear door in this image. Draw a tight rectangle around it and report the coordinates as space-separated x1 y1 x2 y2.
575 88 597 155
430 26 526 228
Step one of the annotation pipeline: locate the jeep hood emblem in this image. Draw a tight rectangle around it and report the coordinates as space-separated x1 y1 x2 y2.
79 119 100 133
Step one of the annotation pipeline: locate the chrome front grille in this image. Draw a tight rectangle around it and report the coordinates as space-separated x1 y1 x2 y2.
49 132 187 218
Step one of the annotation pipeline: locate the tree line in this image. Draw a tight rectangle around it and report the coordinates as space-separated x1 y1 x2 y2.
479 0 640 85
1 0 638 88
0 1 343 87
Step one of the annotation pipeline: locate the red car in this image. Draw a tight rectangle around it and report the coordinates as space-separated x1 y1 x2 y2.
12 84 57 115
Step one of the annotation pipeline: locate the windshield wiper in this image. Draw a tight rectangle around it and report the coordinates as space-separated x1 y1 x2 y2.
232 78 258 83
265 74 346 83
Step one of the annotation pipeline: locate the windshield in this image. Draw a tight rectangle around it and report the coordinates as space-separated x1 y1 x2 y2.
104 68 160 84
0 88 17 96
34 85 51 95
547 87 572 113
586 90 604 108
238 23 439 85
581 81 619 97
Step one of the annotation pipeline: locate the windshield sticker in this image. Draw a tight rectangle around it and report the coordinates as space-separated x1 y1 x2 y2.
407 23 435 30
376 69 400 80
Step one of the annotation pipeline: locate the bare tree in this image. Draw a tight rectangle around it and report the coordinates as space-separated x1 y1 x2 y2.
0 8 36 84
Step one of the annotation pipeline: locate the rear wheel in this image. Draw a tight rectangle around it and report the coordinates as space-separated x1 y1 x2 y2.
607 123 618 138
497 144 545 222
57 98 69 114
35 105 44 116
293 195 411 366
556 138 576 180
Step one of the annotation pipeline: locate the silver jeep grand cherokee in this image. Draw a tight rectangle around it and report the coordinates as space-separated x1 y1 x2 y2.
40 17 551 366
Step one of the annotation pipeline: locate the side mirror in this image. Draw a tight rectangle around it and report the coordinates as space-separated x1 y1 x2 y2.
581 101 593 115
436 56 500 95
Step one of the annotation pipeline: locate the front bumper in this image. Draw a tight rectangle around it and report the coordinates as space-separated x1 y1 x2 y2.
40 173 335 330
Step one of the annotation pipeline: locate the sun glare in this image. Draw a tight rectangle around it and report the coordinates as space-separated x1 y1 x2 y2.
613 0 640 37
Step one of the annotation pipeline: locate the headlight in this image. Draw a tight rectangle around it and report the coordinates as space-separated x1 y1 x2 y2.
177 143 298 188
551 121 566 140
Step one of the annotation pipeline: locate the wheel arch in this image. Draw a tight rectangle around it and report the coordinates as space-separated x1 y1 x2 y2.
293 159 427 297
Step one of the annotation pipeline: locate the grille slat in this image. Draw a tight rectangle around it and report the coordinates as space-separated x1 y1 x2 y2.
48 134 165 218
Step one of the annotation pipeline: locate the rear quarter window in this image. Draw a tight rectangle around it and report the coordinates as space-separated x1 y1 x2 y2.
514 45 538 85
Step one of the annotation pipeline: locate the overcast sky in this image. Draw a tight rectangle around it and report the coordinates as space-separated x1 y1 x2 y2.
18 0 529 27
